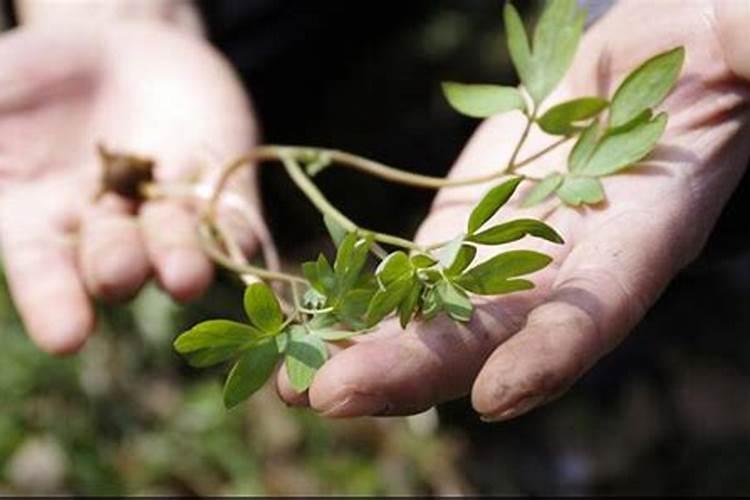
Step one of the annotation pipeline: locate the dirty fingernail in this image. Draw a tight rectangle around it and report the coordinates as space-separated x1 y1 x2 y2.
479 394 545 423
319 393 389 418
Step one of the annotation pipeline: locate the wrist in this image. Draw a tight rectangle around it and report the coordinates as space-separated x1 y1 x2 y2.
14 0 204 38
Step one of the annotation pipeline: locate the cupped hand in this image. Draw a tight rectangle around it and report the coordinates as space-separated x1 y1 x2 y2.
277 0 750 419
0 21 259 354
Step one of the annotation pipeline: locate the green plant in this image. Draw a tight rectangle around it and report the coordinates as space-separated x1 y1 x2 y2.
109 0 684 408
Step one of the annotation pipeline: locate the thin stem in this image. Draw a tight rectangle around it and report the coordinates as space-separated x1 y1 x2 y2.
197 132 570 279
197 219 306 284
506 110 536 175
280 155 424 252
513 135 571 171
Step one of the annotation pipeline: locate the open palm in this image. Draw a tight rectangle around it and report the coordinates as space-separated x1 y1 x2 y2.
277 0 750 419
0 21 259 354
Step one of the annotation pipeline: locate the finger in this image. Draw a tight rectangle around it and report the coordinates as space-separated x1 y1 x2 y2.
139 199 213 302
0 208 93 354
298 211 560 417
274 327 401 408
471 208 686 422
290 113 566 417
275 364 310 408
79 197 150 301
716 0 750 81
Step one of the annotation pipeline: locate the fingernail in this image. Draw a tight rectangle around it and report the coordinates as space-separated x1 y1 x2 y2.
161 248 211 302
319 393 390 418
480 394 545 423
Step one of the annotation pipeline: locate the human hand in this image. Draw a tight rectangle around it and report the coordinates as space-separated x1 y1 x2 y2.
0 21 260 354
276 0 750 419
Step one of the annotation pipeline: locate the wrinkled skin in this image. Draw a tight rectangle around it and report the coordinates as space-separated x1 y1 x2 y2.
0 21 259 354
277 0 750 421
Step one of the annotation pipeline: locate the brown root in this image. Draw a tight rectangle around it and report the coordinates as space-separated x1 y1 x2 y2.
96 143 155 201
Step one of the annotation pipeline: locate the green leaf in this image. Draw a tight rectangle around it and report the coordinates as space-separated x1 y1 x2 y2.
366 276 414 327
464 277 534 296
504 2 533 88
556 176 605 206
398 281 423 328
308 313 338 330
337 288 376 327
537 97 608 135
302 261 323 295
316 254 337 295
334 233 372 293
310 328 364 341
604 108 652 137
568 122 599 173
466 218 564 245
411 253 438 268
457 250 552 295
223 339 279 408
416 268 442 285
421 287 442 321
275 330 290 354
285 329 328 392
174 320 265 368
467 177 523 234
438 235 465 269
442 82 526 118
445 244 477 276
436 281 474 322
576 113 667 176
521 173 563 207
375 251 412 286
527 0 585 104
243 283 284 334
609 47 685 128
323 214 348 247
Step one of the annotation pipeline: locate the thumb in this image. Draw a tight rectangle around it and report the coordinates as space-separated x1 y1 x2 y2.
716 0 750 82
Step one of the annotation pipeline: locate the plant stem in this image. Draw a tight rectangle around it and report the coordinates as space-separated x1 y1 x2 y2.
197 219 306 284
198 132 570 279
506 111 536 175
514 135 571 172
280 155 423 252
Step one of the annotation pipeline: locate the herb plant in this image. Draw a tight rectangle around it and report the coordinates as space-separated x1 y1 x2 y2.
103 0 685 409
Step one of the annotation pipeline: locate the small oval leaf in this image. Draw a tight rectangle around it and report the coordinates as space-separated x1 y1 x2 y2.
366 277 414 327
398 281 423 329
411 253 438 268
436 281 473 322
466 219 564 245
609 47 685 128
568 122 599 173
521 173 563 208
504 2 533 89
445 244 477 276
467 177 523 234
223 340 280 408
527 0 586 103
577 113 667 177
457 250 552 295
556 176 605 207
537 97 608 135
243 283 284 334
285 331 328 392
375 251 412 286
174 319 266 367
442 82 526 118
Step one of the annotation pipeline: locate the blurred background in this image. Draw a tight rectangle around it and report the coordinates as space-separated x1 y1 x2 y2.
2 0 750 495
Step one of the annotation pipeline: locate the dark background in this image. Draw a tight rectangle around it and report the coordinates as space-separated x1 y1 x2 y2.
1 0 749 495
